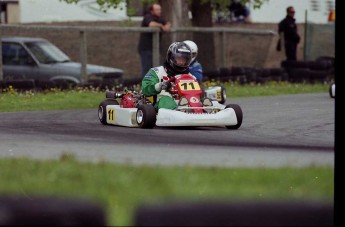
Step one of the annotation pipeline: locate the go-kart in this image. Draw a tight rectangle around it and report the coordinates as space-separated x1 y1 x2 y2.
98 74 243 129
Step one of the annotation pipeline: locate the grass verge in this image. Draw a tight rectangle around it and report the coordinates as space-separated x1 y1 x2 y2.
0 157 334 226
0 82 328 112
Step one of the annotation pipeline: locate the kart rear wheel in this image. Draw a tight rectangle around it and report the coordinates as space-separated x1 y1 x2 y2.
225 104 243 129
98 99 119 125
136 104 156 129
329 82 335 98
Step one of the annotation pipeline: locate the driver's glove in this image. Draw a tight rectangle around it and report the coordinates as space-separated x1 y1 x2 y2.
154 81 169 92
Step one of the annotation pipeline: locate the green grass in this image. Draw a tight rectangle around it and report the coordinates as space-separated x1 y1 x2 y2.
0 157 334 226
213 81 328 97
0 82 328 112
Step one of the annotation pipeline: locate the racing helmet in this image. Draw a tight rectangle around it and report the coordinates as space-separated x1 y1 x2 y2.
166 42 192 73
183 40 198 63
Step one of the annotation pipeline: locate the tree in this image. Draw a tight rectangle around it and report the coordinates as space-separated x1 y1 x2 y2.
190 0 216 70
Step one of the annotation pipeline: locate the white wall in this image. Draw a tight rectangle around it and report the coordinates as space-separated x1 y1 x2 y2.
20 0 129 23
249 0 335 24
20 0 335 24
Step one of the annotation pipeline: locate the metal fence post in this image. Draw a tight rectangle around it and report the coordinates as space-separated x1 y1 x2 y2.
152 30 160 66
80 30 87 83
220 31 226 68
0 24 3 81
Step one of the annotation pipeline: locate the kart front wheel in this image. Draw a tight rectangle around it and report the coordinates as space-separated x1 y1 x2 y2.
136 104 156 129
225 104 243 129
98 99 119 125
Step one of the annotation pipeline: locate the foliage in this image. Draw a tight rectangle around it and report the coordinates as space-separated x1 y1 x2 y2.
61 0 267 12
211 0 267 9
62 0 126 12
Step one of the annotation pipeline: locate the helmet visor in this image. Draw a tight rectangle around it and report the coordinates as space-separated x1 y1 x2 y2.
171 51 191 68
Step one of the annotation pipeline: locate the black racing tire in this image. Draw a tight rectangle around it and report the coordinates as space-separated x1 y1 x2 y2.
329 83 335 98
98 99 119 125
136 104 157 129
225 104 243 129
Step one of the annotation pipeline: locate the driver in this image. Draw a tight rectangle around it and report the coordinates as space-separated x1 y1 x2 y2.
183 40 203 83
141 41 193 110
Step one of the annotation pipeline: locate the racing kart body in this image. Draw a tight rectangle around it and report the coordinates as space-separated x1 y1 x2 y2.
203 85 227 104
98 74 242 129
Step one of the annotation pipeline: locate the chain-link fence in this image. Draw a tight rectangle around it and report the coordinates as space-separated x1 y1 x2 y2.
304 23 335 61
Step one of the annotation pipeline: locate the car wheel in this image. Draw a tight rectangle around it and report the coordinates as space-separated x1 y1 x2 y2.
225 104 243 129
98 99 119 125
54 80 77 90
136 104 156 129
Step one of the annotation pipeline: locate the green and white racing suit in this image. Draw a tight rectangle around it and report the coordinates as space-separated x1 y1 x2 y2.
141 66 178 110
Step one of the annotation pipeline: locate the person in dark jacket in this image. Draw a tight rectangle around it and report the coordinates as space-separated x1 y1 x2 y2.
183 40 203 83
228 0 252 23
278 6 300 61
138 3 171 78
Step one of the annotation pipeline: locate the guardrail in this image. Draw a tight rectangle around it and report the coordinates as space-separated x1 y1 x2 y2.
0 24 276 82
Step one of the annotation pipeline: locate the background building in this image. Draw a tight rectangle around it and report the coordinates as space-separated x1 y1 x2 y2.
0 0 336 24
249 0 335 24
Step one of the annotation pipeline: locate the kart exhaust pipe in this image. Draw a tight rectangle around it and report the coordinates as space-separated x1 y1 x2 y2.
106 91 123 99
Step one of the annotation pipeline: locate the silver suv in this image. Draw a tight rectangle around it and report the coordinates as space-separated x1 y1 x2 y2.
1 37 123 88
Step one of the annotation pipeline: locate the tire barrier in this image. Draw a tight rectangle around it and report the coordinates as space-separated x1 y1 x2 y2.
203 70 220 81
281 58 334 83
316 56 335 68
288 68 310 83
0 196 334 226
0 196 106 226
0 78 125 91
206 66 289 84
1 80 36 91
134 200 333 226
218 67 246 83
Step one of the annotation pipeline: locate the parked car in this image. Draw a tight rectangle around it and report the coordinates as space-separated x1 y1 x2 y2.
1 36 123 89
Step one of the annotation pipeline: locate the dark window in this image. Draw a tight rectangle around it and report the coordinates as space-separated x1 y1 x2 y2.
2 43 33 65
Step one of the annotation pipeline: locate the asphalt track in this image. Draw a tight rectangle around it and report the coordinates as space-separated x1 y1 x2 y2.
0 93 334 168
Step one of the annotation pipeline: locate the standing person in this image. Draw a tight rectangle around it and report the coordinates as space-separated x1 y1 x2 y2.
138 2 171 78
141 42 192 110
183 40 203 84
277 6 300 61
228 0 252 23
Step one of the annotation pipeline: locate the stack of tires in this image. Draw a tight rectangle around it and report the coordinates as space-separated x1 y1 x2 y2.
0 80 36 91
219 67 247 84
281 56 334 83
250 67 288 84
205 67 288 84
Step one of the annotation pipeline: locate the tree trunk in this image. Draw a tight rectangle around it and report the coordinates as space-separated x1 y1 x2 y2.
190 0 216 72
159 0 189 63
158 0 216 72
